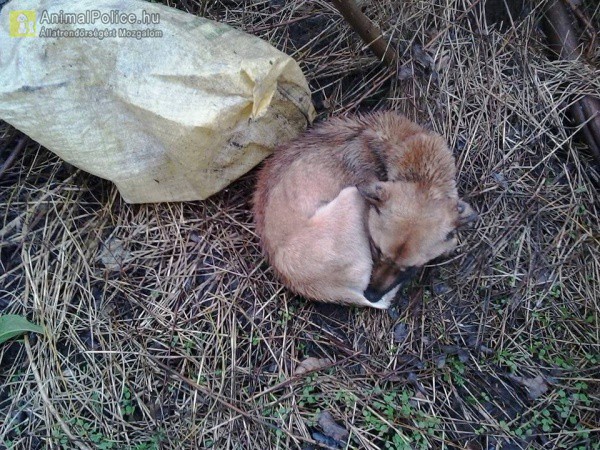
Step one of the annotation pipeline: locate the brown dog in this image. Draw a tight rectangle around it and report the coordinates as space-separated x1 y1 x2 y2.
253 112 477 308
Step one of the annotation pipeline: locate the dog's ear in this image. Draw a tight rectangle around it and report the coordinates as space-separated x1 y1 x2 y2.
358 182 389 206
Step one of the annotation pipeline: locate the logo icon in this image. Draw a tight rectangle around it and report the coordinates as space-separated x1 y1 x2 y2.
9 10 37 37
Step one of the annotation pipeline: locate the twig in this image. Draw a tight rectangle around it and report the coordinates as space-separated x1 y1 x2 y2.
247 14 313 34
147 355 320 447
330 0 396 66
542 0 600 163
423 0 483 51
0 137 27 179
24 336 92 450
563 0 597 45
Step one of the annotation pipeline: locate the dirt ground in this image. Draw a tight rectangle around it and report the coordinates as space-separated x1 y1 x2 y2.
1 1 599 449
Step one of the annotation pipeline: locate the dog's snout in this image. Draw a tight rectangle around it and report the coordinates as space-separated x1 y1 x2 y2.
396 266 417 282
364 266 417 303
364 286 382 303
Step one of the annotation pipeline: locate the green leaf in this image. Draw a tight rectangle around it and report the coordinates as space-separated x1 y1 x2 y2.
0 315 44 344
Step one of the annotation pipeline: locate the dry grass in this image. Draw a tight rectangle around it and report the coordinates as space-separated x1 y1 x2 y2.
1 1 599 449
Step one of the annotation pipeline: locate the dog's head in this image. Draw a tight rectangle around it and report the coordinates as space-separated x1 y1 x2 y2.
360 133 477 299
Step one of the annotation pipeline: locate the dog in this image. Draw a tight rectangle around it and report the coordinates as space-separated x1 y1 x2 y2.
253 111 477 309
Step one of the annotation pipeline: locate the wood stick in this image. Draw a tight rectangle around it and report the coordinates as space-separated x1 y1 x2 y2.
330 0 396 65
542 0 600 163
0 137 27 179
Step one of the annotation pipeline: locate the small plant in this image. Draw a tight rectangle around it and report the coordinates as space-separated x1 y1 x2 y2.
298 375 320 407
121 387 136 416
65 417 115 449
333 389 357 408
540 409 553 432
52 425 70 447
276 309 292 326
132 432 164 450
360 388 441 450
493 349 518 373
183 338 195 353
549 283 562 299
443 356 466 385
0 314 43 344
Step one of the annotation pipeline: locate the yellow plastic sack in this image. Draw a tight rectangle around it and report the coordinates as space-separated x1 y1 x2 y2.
0 0 315 203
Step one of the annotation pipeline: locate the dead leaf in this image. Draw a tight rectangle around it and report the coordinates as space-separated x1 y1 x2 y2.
436 354 447 369
457 348 470 363
492 172 509 189
98 237 131 271
407 372 427 394
432 281 451 295
411 43 434 70
397 64 413 80
465 439 483 450
317 410 349 444
295 357 330 375
508 374 549 400
435 53 451 72
393 323 409 342
312 431 341 448
414 391 427 401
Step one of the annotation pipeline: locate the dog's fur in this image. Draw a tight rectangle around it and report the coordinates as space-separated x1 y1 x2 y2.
253 112 477 309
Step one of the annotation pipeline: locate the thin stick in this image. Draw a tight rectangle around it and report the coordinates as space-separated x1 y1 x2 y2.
24 336 92 450
542 0 600 163
330 0 396 65
563 0 598 44
148 355 320 447
0 137 27 179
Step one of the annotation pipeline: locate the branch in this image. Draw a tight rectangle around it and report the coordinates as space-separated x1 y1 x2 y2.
0 137 27 179
330 0 396 66
542 0 600 163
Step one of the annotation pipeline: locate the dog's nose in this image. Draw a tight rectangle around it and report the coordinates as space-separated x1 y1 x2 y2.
364 267 417 303
364 286 382 303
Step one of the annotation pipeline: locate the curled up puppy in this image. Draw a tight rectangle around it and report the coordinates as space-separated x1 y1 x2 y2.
252 112 478 309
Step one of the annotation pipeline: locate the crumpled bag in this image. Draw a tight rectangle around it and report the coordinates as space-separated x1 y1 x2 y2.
0 0 315 203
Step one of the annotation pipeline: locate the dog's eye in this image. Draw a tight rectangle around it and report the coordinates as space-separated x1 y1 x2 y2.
445 230 457 241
